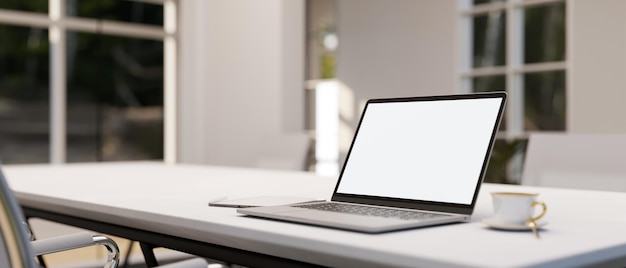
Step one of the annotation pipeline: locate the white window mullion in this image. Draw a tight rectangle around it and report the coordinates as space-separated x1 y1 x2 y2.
49 0 66 163
514 61 566 73
0 9 50 27
513 0 565 9
458 0 473 94
65 18 165 40
0 9 165 41
565 0 572 131
460 1 506 16
506 0 524 139
164 0 177 163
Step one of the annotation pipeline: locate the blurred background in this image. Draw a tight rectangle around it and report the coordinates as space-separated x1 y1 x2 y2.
2 0 626 266
1 0 624 185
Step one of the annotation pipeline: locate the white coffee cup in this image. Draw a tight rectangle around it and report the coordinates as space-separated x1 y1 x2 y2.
491 192 547 225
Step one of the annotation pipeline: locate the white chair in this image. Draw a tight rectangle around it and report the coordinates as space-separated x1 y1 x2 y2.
521 133 626 191
254 133 312 171
0 163 209 268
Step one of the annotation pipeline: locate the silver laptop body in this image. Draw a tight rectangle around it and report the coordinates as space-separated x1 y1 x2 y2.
238 92 507 233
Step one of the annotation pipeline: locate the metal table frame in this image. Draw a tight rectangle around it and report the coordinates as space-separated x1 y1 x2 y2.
23 206 320 268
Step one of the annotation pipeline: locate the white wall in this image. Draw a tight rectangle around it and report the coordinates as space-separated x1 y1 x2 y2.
178 0 305 166
336 0 457 126
335 0 457 159
177 0 457 167
569 0 626 133
335 0 626 134
176 0 626 168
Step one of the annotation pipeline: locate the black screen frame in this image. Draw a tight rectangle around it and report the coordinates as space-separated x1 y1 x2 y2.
330 92 507 215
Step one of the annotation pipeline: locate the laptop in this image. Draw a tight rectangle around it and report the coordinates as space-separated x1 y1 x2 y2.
238 92 507 233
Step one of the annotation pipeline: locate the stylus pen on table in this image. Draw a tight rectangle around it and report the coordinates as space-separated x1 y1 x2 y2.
207 196 228 206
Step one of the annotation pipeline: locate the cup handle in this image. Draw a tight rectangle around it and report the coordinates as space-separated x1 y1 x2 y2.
530 201 547 222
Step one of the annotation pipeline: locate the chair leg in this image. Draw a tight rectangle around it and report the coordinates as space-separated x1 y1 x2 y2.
25 217 47 267
139 242 159 267
36 255 47 268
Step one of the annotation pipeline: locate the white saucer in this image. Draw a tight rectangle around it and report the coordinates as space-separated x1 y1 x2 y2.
482 218 548 231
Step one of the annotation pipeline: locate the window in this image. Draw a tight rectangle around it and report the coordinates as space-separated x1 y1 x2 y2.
460 0 567 183
66 32 164 162
0 0 177 164
0 25 50 163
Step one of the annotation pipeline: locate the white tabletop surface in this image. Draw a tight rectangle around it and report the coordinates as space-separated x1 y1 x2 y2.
4 162 626 268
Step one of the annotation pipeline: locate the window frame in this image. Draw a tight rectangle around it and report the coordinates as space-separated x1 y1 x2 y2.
0 0 178 163
458 0 568 140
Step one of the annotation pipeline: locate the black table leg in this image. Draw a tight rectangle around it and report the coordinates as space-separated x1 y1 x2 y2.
140 242 160 267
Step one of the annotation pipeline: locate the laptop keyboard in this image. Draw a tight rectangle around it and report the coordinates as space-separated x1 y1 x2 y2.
292 202 448 221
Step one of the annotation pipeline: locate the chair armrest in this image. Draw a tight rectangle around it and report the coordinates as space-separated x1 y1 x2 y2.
31 232 93 255
31 232 120 268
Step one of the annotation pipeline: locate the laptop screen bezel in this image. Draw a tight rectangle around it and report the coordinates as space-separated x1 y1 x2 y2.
330 92 507 215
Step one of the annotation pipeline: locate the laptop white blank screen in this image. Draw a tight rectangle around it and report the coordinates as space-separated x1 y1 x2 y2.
336 97 502 205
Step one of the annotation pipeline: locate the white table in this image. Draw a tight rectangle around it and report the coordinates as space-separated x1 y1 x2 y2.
5 162 626 267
